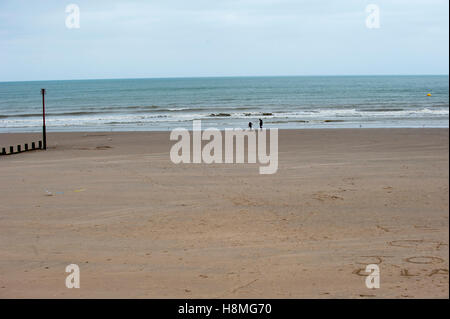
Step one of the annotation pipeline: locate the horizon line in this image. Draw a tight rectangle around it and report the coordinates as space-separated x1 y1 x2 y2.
0 73 449 83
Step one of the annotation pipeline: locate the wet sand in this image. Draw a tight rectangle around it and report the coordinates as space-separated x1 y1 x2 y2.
0 128 448 298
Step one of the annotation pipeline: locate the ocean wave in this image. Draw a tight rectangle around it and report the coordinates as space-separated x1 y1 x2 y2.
363 108 405 112
1 107 448 130
5 106 446 121
125 105 160 109
0 110 112 119
210 113 231 117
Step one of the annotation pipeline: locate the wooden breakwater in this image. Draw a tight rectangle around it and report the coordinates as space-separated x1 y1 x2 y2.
1 140 43 156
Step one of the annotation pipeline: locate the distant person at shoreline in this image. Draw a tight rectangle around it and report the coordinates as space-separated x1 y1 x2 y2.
248 122 253 130
259 118 263 129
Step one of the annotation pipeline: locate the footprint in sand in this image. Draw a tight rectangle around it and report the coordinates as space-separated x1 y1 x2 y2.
312 192 344 202
72 146 112 150
383 186 393 193
95 145 112 150
414 225 439 231
376 225 390 232
83 134 107 137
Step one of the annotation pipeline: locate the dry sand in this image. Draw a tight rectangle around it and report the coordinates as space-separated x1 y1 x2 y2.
0 128 448 298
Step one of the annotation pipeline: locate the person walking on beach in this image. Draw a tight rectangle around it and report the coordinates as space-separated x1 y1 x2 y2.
248 122 253 130
259 118 263 129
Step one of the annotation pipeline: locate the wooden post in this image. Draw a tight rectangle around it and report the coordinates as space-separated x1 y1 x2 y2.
1 148 5 155
17 145 21 152
10 146 14 154
25 144 29 151
41 88 47 150
32 142 36 150
39 141 42 149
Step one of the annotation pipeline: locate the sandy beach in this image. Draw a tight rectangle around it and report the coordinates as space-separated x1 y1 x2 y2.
0 128 448 298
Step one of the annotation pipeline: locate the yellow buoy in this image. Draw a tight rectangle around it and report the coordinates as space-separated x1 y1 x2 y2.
427 93 432 96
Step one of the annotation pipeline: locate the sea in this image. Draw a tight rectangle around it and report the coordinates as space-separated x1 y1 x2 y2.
0 75 448 132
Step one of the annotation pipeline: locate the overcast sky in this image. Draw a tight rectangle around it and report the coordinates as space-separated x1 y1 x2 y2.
0 0 448 81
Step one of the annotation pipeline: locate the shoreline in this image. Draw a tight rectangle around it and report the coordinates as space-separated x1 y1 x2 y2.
1 124 449 134
1 126 449 133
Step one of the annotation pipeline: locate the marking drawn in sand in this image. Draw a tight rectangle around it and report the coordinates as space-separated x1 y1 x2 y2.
405 256 444 264
216 279 259 298
352 268 372 277
353 256 390 277
230 278 259 294
400 269 417 277
428 269 449 276
355 256 385 265
388 239 447 250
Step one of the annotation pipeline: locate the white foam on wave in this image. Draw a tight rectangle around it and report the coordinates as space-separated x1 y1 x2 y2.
1 107 448 130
